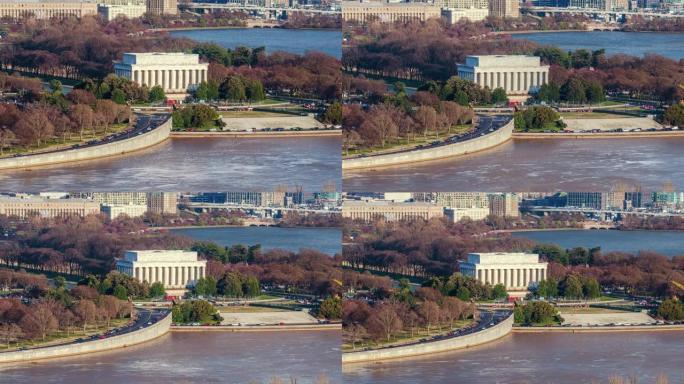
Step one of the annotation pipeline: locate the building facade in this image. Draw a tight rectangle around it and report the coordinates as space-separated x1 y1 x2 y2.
342 1 442 23
458 252 548 294
0 196 100 218
113 52 208 99
115 250 206 291
147 192 178 215
0 0 97 20
442 7 489 23
489 0 519 18
101 204 148 220
342 200 444 222
489 193 519 217
97 2 146 21
457 55 549 95
146 0 176 14
444 207 490 222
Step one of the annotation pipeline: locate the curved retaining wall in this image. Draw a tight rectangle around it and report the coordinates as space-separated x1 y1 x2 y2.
0 117 172 170
342 119 514 170
342 313 514 364
0 312 171 364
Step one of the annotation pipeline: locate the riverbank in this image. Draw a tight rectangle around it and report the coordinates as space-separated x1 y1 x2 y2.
0 311 171 364
342 119 514 170
513 323 684 333
172 323 340 332
513 130 684 139
342 313 514 364
0 116 171 171
171 129 341 138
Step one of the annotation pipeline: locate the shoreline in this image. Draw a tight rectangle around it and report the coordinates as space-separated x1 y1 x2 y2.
171 129 341 138
513 130 684 139
171 323 341 332
513 324 684 333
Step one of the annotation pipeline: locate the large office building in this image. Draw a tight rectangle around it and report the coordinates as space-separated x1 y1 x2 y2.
489 0 519 18
97 2 146 21
0 0 97 19
343 200 444 222
73 192 149 206
190 192 286 207
145 0 176 14
342 1 442 23
567 192 606 210
442 7 489 23
457 55 549 95
458 252 548 295
115 250 206 293
113 52 208 100
0 196 100 219
101 204 148 220
444 207 490 223
147 192 178 215
489 193 519 217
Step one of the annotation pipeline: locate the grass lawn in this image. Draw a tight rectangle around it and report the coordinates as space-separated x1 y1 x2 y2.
346 125 472 157
559 307 630 315
219 305 289 313
0 318 130 351
253 294 280 300
515 121 564 132
343 320 474 352
0 123 129 158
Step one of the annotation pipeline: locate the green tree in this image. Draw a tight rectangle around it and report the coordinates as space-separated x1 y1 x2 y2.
491 284 507 300
243 276 260 298
561 78 587 104
49 79 63 95
323 102 343 125
111 88 126 104
585 82 605 104
149 282 165 298
219 272 243 298
113 285 128 300
319 296 342 320
537 83 561 103
220 76 246 101
245 78 265 102
583 277 601 300
491 87 508 105
563 275 584 300
149 85 166 102
663 104 684 126
657 299 684 321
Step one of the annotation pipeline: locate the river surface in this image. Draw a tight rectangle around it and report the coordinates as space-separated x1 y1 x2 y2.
343 331 684 384
171 28 342 58
0 136 341 192
513 31 684 60
343 137 684 192
0 331 340 384
171 226 342 255
511 229 684 257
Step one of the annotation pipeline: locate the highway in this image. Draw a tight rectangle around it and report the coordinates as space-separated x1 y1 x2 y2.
6 114 169 159
350 114 512 159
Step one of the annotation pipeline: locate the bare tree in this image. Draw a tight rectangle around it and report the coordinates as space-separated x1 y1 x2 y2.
0 323 23 348
74 299 97 334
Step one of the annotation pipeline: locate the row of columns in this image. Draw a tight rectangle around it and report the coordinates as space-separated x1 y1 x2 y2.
132 68 208 92
477 267 546 289
477 71 548 93
134 265 204 288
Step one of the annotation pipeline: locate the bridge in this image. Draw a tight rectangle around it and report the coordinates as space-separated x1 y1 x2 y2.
525 206 682 220
523 6 684 19
183 202 338 216
185 3 340 15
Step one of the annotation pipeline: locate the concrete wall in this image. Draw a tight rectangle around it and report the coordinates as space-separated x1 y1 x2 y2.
342 119 514 170
342 313 514 363
0 117 172 170
0 312 171 364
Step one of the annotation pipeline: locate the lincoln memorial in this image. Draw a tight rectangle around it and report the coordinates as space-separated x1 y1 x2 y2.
456 55 549 95
116 250 206 292
113 52 209 100
458 252 547 295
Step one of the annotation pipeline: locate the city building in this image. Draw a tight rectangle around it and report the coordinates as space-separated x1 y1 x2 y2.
488 0 519 18
101 204 148 220
190 192 287 207
489 193 519 217
436 0 488 8
342 200 444 222
147 192 178 215
383 192 413 202
72 192 149 206
457 55 549 95
433 192 490 209
0 0 98 20
341 1 442 23
458 252 548 295
567 192 606 210
442 7 489 23
145 0 176 15
113 52 208 100
115 250 206 293
97 2 146 21
444 207 490 222
0 196 100 219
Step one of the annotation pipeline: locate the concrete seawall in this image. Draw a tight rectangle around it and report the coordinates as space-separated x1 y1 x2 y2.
0 117 172 170
342 313 514 364
172 323 341 332
342 119 514 170
171 129 341 138
0 312 171 364
513 130 684 139
513 323 684 333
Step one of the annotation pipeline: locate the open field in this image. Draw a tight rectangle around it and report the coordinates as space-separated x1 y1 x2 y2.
219 114 325 131
560 310 656 326
562 116 662 131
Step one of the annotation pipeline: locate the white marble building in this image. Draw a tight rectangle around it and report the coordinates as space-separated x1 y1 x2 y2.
458 252 547 294
113 52 209 99
456 55 549 95
116 250 206 291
